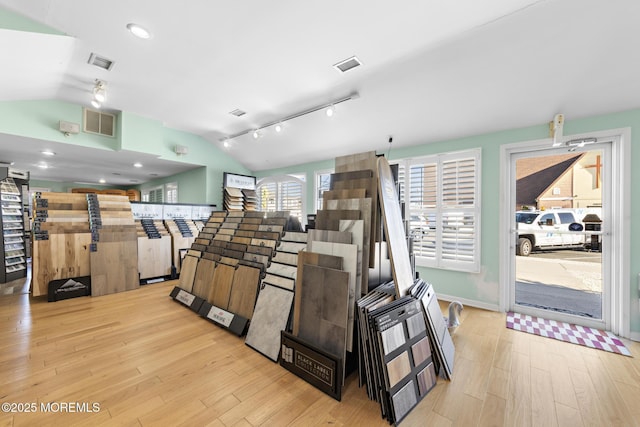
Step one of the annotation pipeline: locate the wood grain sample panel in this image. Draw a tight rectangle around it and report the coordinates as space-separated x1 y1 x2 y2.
306 241 358 351
322 189 367 205
378 156 414 297
170 234 195 274
281 231 308 243
32 233 92 297
307 229 352 245
339 219 367 296
90 227 139 297
334 150 378 174
209 263 235 309
137 235 172 279
297 264 350 362
293 251 344 336
278 241 306 254
245 284 294 361
315 209 360 231
191 257 216 299
325 198 373 269
272 251 297 266
227 265 261 319
262 273 295 291
178 255 200 293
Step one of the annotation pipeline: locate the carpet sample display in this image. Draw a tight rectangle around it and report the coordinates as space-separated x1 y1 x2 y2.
506 311 632 356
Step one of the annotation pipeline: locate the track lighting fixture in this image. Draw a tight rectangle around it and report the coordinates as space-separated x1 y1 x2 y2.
91 80 107 108
220 92 359 144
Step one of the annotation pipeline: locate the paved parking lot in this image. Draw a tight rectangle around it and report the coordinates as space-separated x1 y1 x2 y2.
515 249 602 318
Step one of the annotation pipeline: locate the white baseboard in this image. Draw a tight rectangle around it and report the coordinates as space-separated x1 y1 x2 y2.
628 331 640 343
436 293 501 312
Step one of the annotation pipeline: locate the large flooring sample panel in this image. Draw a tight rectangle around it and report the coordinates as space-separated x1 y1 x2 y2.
296 264 350 373
245 283 294 361
137 235 172 279
90 195 140 297
306 240 358 351
315 209 360 231
209 262 235 309
178 254 200 293
191 257 216 299
324 198 372 290
293 250 344 336
31 192 91 297
377 156 414 297
32 233 91 297
227 264 261 319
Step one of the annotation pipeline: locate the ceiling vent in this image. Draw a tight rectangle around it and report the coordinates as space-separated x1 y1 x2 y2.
88 53 115 71
84 108 116 137
229 109 247 117
333 56 362 73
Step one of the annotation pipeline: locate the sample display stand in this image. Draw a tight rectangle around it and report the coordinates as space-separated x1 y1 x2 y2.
0 168 29 283
136 219 172 282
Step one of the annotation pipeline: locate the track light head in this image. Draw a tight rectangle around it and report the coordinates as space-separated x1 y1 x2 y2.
326 105 335 117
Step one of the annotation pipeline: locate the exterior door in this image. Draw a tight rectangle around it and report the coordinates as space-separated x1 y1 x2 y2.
509 142 611 330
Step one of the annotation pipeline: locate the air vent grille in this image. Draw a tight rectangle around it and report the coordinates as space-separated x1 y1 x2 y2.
84 108 116 137
333 56 362 73
229 109 247 117
88 53 115 71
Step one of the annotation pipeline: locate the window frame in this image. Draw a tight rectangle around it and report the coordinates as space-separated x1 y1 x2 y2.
256 174 306 223
400 148 482 273
314 168 334 211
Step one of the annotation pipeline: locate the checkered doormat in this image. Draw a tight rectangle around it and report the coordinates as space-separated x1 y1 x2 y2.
506 312 632 357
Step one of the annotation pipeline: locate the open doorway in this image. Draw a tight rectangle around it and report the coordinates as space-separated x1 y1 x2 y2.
513 148 605 321
500 128 631 336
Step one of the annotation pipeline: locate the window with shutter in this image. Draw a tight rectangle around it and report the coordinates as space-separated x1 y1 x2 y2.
256 175 306 223
315 169 333 211
403 148 481 272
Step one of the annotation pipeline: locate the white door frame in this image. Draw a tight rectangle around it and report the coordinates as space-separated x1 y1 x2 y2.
499 127 631 337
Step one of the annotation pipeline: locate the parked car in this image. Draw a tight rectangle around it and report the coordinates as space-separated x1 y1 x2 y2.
515 209 584 256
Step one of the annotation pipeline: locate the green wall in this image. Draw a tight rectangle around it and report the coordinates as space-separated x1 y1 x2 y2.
0 7 65 35
0 100 250 207
254 108 640 334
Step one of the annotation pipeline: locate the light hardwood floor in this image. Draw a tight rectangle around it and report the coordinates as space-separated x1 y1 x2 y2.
1 280 639 426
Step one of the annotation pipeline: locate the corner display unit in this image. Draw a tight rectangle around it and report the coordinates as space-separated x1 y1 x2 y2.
1 167 29 283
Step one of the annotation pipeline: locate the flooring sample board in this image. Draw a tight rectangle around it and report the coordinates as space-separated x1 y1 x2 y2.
202 252 220 262
170 234 195 274
230 236 251 245
254 230 280 241
377 156 413 297
178 254 200 293
246 244 273 257
322 189 367 205
245 284 294 361
227 265 261 319
258 224 284 234
307 229 351 245
296 264 350 367
306 240 358 351
243 252 270 269
325 198 373 270
278 241 306 254
234 230 255 238
250 238 277 250
315 209 360 231
334 151 378 174
272 251 297 266
32 233 92 297
293 250 344 336
216 228 235 236
191 257 216 299
238 222 260 230
209 262 236 309
281 231 308 243
266 262 297 279
338 219 367 295
90 228 139 297
263 273 295 291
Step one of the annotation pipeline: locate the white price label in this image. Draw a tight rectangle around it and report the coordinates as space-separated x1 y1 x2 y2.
207 306 234 327
176 290 195 306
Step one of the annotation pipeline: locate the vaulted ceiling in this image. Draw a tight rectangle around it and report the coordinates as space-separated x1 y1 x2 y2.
1 0 639 185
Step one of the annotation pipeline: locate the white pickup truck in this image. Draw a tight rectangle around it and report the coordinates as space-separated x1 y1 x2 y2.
515 209 585 256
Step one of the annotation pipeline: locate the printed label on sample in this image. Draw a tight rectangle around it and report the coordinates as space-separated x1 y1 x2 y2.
176 290 196 306
207 306 234 327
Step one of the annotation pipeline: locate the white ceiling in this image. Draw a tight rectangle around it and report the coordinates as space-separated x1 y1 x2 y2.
1 0 639 186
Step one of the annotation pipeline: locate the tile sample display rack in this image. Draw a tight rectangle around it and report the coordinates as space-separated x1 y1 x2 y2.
136 218 173 282
0 168 29 283
171 210 286 336
222 171 257 212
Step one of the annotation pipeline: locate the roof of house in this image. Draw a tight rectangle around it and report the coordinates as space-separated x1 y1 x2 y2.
516 153 583 205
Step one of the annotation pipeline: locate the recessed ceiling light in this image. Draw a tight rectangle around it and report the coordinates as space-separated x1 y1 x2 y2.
223 139 230 148
127 23 151 39
41 150 56 156
274 123 282 133
326 105 335 117
99 178 106 184
252 130 260 139
38 163 48 169
133 162 143 168
229 109 247 117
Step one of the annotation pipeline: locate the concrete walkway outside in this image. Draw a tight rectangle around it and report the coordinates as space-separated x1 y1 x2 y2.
515 256 602 319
